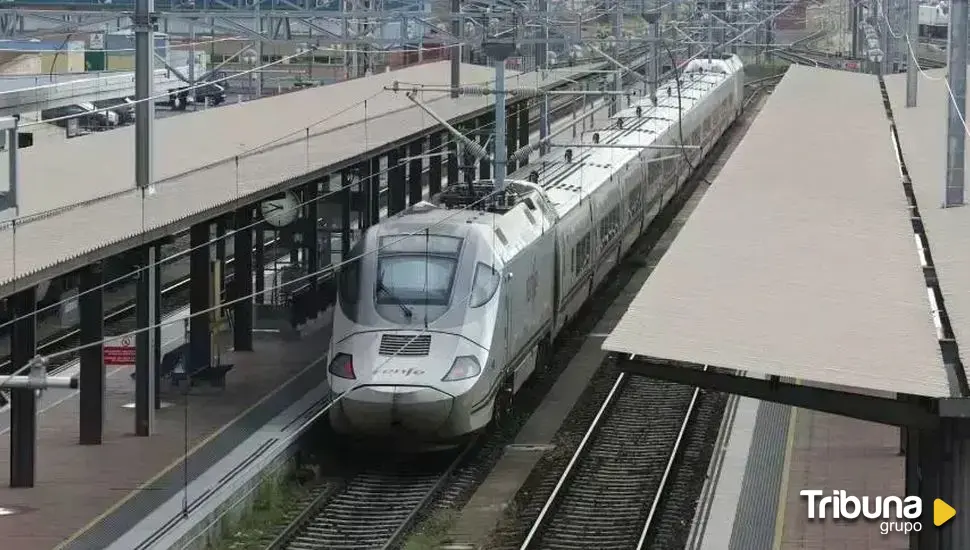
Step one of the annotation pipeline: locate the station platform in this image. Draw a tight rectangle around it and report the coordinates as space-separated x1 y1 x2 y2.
0 58 604 299
0 319 331 550
604 64 957 548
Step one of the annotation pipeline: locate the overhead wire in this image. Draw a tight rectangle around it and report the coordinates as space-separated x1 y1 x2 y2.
0 181 510 390
0 78 588 340
881 8 970 138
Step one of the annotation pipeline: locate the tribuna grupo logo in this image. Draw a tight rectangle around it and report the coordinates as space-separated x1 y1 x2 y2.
800 490 923 535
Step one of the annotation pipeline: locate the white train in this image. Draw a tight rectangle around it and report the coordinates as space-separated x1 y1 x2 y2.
326 54 745 444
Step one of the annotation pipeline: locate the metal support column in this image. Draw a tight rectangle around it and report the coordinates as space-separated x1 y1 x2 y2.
134 0 155 192
917 426 941 550
906 0 917 106
135 244 157 436
357 160 373 229
408 140 423 205
340 171 352 259
189 223 212 374
233 207 254 351
945 0 967 206
152 242 161 410
215 217 227 262
79 263 104 445
370 157 381 225
254 219 265 304
450 0 460 97
389 148 406 215
461 122 476 184
9 288 36 487
447 135 459 188
518 101 530 167
304 181 320 302
506 106 518 173
428 133 443 195
479 115 492 179
539 95 550 156
937 418 970 549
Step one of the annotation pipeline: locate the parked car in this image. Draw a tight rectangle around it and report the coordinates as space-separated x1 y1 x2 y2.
92 97 136 125
41 102 118 130
163 81 227 111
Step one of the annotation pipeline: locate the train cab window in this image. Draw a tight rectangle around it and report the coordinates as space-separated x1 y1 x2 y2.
469 262 500 308
375 234 461 306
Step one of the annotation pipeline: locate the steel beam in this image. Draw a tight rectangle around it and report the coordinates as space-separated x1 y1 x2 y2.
616 355 940 429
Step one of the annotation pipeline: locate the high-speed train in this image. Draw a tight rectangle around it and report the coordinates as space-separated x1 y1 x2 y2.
326 54 745 444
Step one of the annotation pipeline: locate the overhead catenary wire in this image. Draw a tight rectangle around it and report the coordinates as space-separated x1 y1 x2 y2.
0 181 510 390
0 49 635 379
881 10 970 138
0 90 564 341
0 46 629 341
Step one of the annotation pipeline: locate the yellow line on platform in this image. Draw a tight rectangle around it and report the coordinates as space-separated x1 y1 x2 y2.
55 351 328 550
772 390 800 550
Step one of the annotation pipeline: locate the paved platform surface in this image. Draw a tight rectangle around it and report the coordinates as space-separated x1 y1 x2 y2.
0 323 331 550
777 407 906 550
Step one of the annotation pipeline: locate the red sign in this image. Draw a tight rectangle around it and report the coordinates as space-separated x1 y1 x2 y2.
104 336 135 366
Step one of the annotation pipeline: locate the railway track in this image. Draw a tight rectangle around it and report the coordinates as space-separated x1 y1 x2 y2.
478 79 774 550
266 443 479 550
517 372 710 550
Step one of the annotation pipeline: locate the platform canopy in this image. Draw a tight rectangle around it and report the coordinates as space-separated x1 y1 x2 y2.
603 65 953 398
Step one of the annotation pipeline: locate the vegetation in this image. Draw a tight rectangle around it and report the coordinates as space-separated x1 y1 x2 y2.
208 465 312 550
403 509 461 550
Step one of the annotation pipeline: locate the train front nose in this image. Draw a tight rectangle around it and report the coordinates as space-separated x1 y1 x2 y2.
338 385 455 437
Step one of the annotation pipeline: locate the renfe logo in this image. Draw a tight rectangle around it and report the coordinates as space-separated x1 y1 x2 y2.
800 490 922 535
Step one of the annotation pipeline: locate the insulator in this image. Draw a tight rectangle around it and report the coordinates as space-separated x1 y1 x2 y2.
462 139 489 159
508 87 543 98
458 85 493 96
508 141 543 164
528 170 539 184
636 106 643 117
593 132 600 144
616 118 623 129
565 149 573 163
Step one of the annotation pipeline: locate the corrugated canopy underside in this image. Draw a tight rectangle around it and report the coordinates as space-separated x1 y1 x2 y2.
884 68 970 373
603 65 950 398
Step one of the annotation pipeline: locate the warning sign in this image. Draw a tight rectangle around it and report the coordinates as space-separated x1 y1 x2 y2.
104 335 135 366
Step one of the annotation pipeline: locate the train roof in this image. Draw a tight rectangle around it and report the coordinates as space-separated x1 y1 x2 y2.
509 55 743 217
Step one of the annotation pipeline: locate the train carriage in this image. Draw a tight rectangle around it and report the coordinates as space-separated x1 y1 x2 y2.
326 54 745 445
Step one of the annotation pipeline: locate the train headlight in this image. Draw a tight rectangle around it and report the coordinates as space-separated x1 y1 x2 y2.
442 356 481 382
328 353 356 380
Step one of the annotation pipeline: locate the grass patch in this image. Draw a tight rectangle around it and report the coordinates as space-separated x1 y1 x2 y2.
208 465 313 550
403 509 461 550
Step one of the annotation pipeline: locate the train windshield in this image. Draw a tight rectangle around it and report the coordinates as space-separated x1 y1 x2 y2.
376 234 462 306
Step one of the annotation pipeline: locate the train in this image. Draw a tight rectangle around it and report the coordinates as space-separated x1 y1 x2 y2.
325 53 746 445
